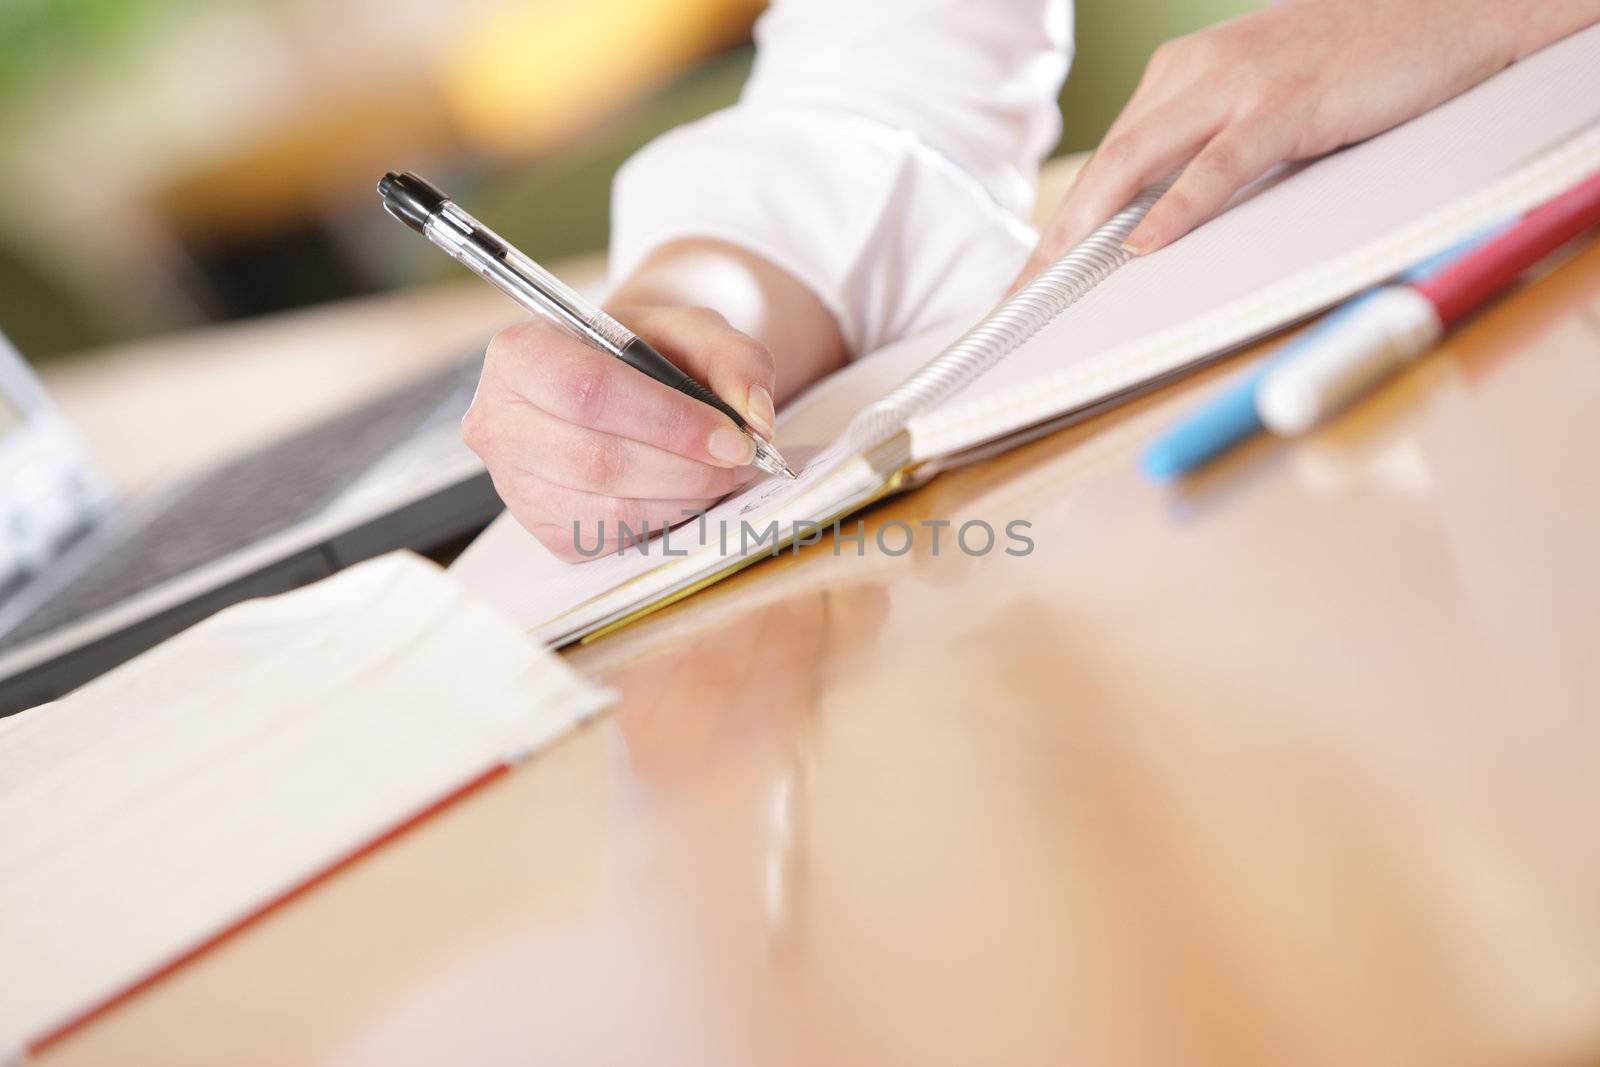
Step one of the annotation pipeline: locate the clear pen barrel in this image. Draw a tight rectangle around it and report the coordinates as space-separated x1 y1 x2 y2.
423 204 637 355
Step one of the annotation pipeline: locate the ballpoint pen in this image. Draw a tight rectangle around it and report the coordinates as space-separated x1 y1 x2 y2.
376 171 796 479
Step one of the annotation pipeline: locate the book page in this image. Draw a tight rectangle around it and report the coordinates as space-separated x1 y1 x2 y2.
0 553 611 1058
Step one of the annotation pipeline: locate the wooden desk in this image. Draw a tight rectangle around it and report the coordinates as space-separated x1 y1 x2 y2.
38 240 1600 1066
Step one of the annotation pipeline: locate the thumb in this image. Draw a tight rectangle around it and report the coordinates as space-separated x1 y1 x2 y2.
614 305 780 441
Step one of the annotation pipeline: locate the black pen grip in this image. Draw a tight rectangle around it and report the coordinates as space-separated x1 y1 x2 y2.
619 337 749 431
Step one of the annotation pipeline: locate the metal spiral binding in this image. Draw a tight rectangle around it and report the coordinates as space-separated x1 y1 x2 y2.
846 176 1176 451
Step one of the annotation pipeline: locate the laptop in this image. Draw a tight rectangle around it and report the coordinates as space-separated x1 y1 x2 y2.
0 329 503 716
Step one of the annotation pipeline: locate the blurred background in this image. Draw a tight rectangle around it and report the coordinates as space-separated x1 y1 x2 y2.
0 0 1252 367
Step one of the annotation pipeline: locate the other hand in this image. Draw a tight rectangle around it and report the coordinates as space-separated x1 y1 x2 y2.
1014 0 1592 287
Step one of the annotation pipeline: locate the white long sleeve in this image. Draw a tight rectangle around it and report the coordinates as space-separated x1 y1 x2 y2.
609 0 1073 356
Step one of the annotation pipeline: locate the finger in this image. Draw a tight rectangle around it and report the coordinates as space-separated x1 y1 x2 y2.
1010 95 1224 290
493 468 719 558
468 397 751 500
1027 98 1217 269
1093 68 1173 150
484 321 755 468
615 306 780 440
1122 120 1286 254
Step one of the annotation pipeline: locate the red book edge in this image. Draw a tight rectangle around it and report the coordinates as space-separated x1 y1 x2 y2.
22 761 513 1060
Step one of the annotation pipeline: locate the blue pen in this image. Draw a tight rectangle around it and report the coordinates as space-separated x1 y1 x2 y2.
1140 223 1511 482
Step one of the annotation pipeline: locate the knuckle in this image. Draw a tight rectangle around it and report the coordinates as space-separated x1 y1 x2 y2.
483 332 514 369
1158 187 1197 221
1229 89 1268 122
1191 38 1225 67
574 435 624 491
485 320 544 365
1200 138 1244 181
557 362 611 425
1181 27 1229 65
1147 38 1188 73
687 305 726 327
1097 136 1136 169
1237 75 1306 119
459 401 493 455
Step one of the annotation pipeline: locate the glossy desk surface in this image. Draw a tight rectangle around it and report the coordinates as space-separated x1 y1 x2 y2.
41 241 1600 1066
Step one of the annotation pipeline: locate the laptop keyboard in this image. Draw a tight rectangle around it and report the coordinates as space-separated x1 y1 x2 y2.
0 357 483 652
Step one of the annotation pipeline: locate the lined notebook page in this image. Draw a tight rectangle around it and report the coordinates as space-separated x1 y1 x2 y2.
0 553 611 1059
914 22 1600 455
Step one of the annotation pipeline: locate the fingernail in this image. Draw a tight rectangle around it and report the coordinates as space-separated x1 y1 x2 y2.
1119 239 1146 256
708 426 756 465
744 384 776 440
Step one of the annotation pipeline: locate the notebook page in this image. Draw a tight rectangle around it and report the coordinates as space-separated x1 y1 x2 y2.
0 553 611 1059
911 22 1600 456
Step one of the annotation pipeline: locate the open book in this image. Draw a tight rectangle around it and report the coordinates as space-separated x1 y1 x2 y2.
0 553 610 1061
452 24 1600 646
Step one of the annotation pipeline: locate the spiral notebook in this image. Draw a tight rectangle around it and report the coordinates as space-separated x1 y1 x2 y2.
452 24 1600 645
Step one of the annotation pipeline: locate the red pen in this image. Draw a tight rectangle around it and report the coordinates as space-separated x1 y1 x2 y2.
1257 167 1600 434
